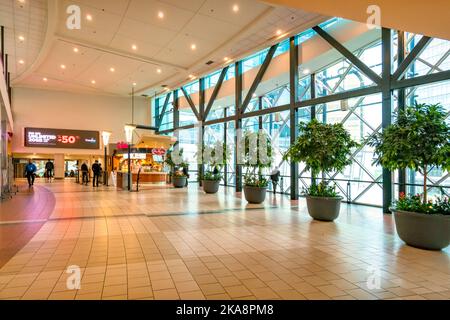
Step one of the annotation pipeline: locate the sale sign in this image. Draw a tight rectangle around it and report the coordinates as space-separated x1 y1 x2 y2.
24 128 99 149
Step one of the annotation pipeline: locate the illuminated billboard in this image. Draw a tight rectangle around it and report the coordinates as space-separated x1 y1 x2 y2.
24 128 100 150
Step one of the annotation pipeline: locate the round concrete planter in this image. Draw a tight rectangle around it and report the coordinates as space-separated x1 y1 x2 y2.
392 209 450 250
172 176 187 188
306 196 342 221
243 186 267 204
202 180 220 194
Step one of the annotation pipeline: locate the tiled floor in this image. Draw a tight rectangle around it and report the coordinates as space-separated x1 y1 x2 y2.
0 180 449 300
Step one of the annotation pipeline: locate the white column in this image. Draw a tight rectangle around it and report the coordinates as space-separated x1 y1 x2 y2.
54 154 65 179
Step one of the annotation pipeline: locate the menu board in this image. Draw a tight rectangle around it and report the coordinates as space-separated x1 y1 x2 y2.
25 127 100 150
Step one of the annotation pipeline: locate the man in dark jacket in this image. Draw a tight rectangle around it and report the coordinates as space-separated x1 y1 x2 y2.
25 159 37 188
92 160 101 187
81 162 89 185
45 160 54 182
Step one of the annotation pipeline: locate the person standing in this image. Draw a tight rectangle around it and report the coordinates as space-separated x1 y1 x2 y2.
92 160 101 187
81 161 89 185
270 166 281 194
25 159 37 188
45 159 54 182
182 164 189 187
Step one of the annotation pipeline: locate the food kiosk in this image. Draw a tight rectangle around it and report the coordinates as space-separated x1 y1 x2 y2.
114 134 176 188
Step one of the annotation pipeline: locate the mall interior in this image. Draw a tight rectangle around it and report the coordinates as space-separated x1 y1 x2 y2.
0 0 449 301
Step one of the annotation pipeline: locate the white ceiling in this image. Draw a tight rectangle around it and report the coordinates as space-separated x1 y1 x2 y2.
1 0 326 97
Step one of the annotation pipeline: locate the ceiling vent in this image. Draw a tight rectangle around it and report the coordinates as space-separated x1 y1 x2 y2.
206 60 214 65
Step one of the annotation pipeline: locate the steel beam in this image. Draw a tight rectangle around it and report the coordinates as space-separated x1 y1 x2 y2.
296 85 381 109
156 92 172 129
235 60 243 192
203 66 229 121
240 44 279 114
313 26 382 85
199 78 205 185
382 28 393 214
397 31 406 195
289 37 299 200
1 26 4 74
180 86 201 120
392 70 450 90
392 35 432 81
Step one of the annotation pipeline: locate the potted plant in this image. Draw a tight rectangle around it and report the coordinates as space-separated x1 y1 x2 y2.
369 103 450 250
284 119 359 221
172 169 187 188
201 143 228 194
165 148 188 188
243 131 273 204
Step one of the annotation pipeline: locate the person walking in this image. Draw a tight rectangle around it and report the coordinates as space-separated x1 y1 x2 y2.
45 159 54 182
92 160 101 187
270 166 280 194
25 159 37 188
81 161 89 186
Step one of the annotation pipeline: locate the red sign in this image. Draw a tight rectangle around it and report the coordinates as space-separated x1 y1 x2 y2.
151 148 166 155
117 142 129 149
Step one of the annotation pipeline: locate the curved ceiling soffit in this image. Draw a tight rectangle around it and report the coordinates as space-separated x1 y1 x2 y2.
12 0 59 85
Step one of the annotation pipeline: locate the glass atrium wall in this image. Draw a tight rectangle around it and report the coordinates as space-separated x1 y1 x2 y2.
154 18 450 209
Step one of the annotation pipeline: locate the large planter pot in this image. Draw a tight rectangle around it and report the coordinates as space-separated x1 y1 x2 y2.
202 180 220 194
172 176 187 188
392 209 450 250
306 196 342 221
243 186 267 204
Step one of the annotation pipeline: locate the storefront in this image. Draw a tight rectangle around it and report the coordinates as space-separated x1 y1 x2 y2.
114 134 176 188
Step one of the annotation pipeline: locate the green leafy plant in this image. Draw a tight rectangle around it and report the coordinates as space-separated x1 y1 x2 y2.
396 193 449 215
284 119 359 197
200 143 228 181
368 103 450 205
243 131 273 188
304 182 339 198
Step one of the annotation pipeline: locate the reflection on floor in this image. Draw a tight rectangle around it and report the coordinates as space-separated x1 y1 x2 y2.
0 180 449 300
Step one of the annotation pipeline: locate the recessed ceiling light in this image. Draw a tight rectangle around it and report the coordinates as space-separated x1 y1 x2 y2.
303 68 310 75
86 14 92 21
232 4 239 12
60 64 66 69
43 77 48 82
18 35 25 42
133 82 137 86
91 80 96 84
191 44 197 50
189 74 196 79
73 47 79 53
18 59 25 64
224 57 229 61
17 0 25 4
132 44 137 50
156 68 162 74
158 11 164 19
276 29 282 36
110 67 115 72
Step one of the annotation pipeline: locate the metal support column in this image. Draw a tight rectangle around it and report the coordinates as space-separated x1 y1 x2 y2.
310 72 316 186
199 77 205 185
397 30 406 195
223 107 228 187
289 36 299 200
235 61 243 192
382 28 393 213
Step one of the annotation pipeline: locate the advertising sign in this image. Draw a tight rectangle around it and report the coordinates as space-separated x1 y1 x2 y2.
24 128 100 150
